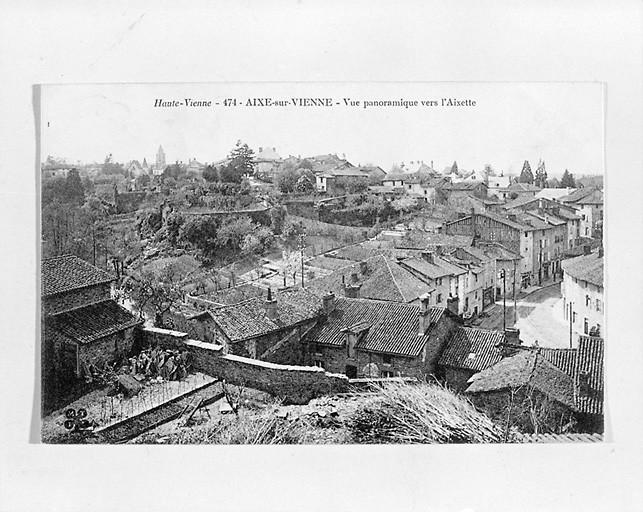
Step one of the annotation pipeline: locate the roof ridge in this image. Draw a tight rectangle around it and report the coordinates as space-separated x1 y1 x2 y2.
382 258 405 301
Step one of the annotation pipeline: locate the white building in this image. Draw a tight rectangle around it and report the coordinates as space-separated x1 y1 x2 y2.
561 247 604 345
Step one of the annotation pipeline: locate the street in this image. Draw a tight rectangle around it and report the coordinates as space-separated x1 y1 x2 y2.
477 283 571 349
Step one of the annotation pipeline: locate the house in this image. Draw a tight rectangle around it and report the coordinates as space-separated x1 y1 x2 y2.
41 163 75 180
443 210 565 288
560 188 603 238
437 326 507 391
41 255 143 402
303 293 459 379
398 250 467 313
503 196 582 251
186 288 322 364
126 160 146 178
535 187 577 201
399 160 434 175
381 173 411 188
561 247 604 343
486 175 511 194
574 335 604 433
184 158 206 177
315 165 369 194
255 146 283 177
440 181 489 201
465 349 576 434
357 165 386 181
305 254 435 305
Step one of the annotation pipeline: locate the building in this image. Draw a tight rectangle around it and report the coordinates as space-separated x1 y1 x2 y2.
535 187 577 201
184 158 206 177
560 188 604 238
382 173 411 188
443 210 566 288
306 254 435 305
398 250 467 313
437 326 507 390
303 294 459 379
465 349 576 434
561 247 604 343
186 288 322 364
357 165 386 181
315 165 369 194
152 145 166 176
41 255 143 405
574 335 604 433
440 181 489 201
255 146 283 177
41 163 75 180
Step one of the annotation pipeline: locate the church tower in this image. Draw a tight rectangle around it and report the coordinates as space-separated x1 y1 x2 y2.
156 145 166 169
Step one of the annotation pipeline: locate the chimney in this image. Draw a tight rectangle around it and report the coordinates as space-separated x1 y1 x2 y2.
322 292 336 316
343 274 362 298
418 292 433 334
583 245 591 255
508 213 517 222
421 251 435 264
435 244 443 256
359 261 368 275
446 295 459 315
538 198 544 209
265 287 278 320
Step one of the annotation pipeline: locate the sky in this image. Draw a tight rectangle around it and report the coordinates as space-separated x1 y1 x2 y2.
40 82 604 176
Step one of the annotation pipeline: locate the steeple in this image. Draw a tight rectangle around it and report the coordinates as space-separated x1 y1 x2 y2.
156 145 166 168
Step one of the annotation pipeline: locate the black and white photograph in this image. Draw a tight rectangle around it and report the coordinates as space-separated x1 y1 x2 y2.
39 82 605 445
2 2 642 511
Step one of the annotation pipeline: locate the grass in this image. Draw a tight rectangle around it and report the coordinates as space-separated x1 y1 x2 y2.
348 381 508 444
133 381 511 444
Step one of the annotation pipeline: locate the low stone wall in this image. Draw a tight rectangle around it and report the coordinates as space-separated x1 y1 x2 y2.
183 339 349 405
142 326 188 350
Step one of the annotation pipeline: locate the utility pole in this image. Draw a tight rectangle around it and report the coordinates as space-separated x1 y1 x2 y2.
569 301 573 348
298 233 306 288
500 269 506 331
512 259 517 324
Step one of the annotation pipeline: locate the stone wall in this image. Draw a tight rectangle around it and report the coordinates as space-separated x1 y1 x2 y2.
441 366 476 392
183 339 349 405
44 283 112 316
78 327 136 373
141 326 188 350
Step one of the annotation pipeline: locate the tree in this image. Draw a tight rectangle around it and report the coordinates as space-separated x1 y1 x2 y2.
392 196 417 213
101 154 125 176
137 173 151 189
450 161 459 174
162 163 182 181
124 261 193 327
519 160 534 184
276 167 299 193
560 169 576 188
270 204 287 235
203 164 218 182
178 216 219 259
229 140 255 176
535 160 548 188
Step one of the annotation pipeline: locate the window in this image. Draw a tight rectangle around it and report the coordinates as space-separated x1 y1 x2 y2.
585 295 591 307
382 354 393 365
525 232 528 237
313 360 324 369
437 293 443 303
584 318 589 334
573 312 577 323
596 299 601 312
382 371 395 378
436 277 443 286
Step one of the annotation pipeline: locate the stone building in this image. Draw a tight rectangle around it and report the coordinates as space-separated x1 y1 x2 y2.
254 146 283 177
561 247 604 343
303 293 460 379
42 255 143 406
560 188 604 239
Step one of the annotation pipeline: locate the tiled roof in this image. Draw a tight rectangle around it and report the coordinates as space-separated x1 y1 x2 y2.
42 255 115 297
438 326 505 372
575 189 603 205
255 147 282 161
559 187 597 204
205 288 322 343
465 350 575 408
197 283 264 306
382 173 411 182
306 255 434 304
399 255 466 279
50 300 142 344
394 232 474 251
561 251 603 287
507 182 541 192
442 182 487 191
574 336 604 415
305 297 447 357
329 245 389 262
537 347 577 377
324 166 368 178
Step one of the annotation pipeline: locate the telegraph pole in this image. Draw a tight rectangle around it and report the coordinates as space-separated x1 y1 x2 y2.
569 301 573 348
512 259 517 324
298 233 306 288
501 269 506 331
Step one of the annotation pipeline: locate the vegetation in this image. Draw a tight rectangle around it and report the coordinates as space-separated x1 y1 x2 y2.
560 169 576 188
535 159 548 188
519 160 534 184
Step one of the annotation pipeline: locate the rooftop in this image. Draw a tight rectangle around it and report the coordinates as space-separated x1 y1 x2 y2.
561 250 604 287
42 255 115 297
574 336 604 415
49 299 142 344
438 326 506 372
305 297 448 357
465 350 576 408
306 255 435 304
399 254 467 279
197 288 322 343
